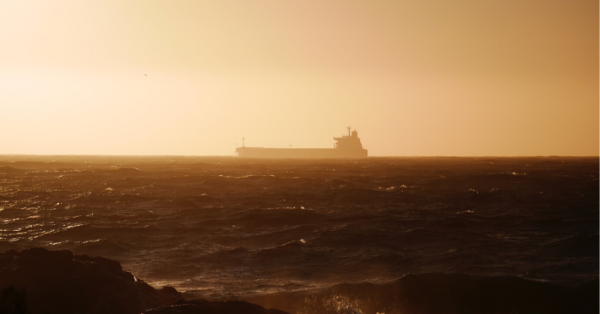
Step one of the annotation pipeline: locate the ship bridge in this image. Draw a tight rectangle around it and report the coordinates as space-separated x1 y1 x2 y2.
334 126 364 150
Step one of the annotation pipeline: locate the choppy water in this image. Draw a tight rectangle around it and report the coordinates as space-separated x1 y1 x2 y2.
0 156 597 309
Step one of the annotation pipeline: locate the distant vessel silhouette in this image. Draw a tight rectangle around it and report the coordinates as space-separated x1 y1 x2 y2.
236 126 368 158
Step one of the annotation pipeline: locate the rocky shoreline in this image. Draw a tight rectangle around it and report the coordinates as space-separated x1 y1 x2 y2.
2 248 598 314
0 248 288 314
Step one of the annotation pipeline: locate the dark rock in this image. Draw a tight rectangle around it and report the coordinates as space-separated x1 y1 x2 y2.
0 286 30 314
145 299 289 314
0 248 181 314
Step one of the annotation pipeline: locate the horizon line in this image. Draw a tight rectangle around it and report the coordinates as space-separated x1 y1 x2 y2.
0 154 598 158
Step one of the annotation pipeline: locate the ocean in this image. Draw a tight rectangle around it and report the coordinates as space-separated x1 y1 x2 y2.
0 156 597 313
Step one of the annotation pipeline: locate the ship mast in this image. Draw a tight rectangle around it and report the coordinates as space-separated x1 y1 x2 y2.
347 125 351 136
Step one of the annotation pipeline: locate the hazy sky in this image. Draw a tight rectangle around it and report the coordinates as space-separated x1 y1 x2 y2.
1 0 598 156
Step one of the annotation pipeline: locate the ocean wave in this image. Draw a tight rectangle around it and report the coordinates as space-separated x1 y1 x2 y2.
247 273 599 314
0 156 597 304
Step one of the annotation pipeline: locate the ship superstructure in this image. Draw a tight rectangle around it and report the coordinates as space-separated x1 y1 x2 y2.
235 126 368 158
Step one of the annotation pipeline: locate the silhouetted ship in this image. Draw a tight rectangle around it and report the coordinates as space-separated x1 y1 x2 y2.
236 127 368 158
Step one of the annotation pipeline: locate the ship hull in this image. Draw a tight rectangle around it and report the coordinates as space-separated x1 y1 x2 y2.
236 147 368 158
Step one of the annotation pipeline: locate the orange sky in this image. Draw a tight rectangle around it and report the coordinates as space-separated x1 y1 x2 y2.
1 1 598 156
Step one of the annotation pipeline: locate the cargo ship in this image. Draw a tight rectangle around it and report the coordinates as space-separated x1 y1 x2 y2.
236 127 368 158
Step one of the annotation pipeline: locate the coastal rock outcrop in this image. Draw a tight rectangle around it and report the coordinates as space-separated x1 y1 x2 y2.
0 248 289 314
0 248 180 314
145 299 289 314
